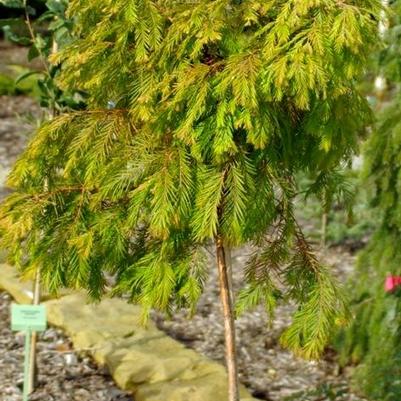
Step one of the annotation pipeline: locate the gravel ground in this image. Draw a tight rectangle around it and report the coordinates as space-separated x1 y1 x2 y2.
0 41 41 75
0 95 40 199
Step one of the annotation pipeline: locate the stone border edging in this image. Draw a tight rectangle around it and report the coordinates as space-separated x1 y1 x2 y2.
0 264 257 401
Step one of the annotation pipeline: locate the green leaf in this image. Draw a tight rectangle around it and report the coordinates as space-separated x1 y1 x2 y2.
15 70 42 85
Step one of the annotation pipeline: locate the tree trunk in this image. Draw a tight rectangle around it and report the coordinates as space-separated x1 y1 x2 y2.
215 236 240 401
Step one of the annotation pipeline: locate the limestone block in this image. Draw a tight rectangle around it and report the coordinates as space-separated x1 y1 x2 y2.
102 335 200 389
134 373 253 401
0 263 71 303
0 263 34 304
45 293 150 345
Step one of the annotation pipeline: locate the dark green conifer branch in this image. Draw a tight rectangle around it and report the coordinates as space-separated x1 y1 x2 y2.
336 3 401 397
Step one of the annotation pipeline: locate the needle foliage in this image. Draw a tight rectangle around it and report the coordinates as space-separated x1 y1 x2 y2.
0 0 381 359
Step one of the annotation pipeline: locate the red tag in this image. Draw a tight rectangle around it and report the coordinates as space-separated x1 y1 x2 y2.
385 276 401 293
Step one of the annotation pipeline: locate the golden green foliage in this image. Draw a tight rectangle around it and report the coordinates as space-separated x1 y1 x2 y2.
0 0 382 359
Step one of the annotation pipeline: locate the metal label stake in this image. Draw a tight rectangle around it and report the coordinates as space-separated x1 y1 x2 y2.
23 329 32 401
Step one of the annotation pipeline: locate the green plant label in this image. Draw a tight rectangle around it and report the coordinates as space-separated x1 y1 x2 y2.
11 304 47 332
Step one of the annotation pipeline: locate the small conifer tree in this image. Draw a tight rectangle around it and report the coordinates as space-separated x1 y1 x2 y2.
0 1 381 400
336 2 401 399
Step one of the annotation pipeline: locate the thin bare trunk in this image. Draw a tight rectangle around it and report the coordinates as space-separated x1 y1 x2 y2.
215 237 240 401
226 246 234 304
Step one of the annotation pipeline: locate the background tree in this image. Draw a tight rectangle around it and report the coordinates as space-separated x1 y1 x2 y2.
0 1 381 400
336 2 401 400
0 0 84 112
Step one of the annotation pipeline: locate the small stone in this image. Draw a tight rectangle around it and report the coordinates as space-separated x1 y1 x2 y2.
64 353 78 365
